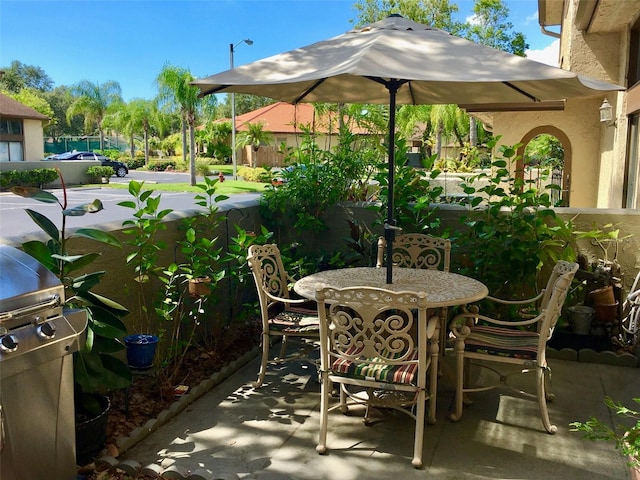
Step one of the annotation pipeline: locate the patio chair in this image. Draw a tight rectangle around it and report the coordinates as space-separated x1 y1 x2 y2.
377 233 452 350
376 233 451 271
247 244 320 388
315 286 440 468
448 260 579 433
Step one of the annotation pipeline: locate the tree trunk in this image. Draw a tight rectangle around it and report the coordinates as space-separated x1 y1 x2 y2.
469 117 477 147
189 123 196 186
143 129 149 166
181 118 187 165
435 124 443 160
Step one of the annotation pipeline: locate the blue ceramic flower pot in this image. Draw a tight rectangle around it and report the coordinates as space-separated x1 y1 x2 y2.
124 334 159 369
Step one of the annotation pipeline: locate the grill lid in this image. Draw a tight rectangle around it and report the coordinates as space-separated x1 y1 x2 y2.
0 245 64 329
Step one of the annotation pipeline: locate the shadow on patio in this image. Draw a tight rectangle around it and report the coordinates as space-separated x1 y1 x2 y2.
114 349 635 480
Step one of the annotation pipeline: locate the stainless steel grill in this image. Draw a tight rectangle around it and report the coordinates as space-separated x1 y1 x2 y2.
0 245 87 480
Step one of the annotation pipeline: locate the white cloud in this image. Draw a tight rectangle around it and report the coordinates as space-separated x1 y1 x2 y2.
525 12 538 24
525 39 560 67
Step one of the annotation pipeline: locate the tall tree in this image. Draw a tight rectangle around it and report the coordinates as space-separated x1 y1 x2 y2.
0 60 54 93
66 80 123 150
352 0 463 31
463 0 528 56
156 65 201 185
217 93 274 118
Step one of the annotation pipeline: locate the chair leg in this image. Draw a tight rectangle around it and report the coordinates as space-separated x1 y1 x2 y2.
537 366 557 434
412 387 426 468
278 334 288 360
428 333 439 425
449 338 465 422
252 333 270 388
316 371 330 454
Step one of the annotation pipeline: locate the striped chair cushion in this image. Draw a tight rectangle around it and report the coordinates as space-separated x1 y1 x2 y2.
270 304 319 333
465 325 540 360
331 345 419 385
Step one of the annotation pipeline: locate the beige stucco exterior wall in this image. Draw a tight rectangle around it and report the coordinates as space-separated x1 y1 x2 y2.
23 118 45 161
549 0 631 208
493 96 604 208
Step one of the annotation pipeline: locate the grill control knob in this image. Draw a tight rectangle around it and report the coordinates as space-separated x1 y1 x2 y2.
37 321 57 340
0 334 18 353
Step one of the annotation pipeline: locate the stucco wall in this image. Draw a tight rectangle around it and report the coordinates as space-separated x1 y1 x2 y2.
3 198 638 335
23 119 45 161
493 97 604 208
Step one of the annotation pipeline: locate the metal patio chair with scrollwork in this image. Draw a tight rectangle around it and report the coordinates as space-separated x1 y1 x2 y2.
315 286 440 468
448 260 579 433
247 244 320 388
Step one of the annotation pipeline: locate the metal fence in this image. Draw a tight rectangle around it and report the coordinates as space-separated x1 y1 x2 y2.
44 136 128 155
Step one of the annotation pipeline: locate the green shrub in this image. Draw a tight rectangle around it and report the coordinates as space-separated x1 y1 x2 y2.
238 166 270 182
86 165 115 181
196 160 211 176
126 157 145 170
148 161 177 171
0 168 59 190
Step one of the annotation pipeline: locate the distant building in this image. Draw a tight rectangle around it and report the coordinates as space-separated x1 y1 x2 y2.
231 102 368 167
0 93 48 162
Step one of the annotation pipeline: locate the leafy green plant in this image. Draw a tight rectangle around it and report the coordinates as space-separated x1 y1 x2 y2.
86 165 115 181
179 175 228 284
453 137 576 299
0 168 59 190
223 224 273 323
571 396 640 470
11 174 131 415
374 137 443 233
118 180 173 333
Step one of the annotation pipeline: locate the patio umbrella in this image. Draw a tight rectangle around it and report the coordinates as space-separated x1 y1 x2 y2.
193 14 622 284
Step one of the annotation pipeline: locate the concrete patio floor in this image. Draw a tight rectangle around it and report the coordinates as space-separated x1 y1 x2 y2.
119 350 638 480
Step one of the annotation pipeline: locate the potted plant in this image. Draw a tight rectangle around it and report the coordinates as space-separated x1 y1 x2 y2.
179 175 228 297
571 396 640 478
11 172 131 465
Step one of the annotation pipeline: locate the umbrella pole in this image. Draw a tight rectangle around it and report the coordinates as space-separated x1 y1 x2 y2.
385 82 401 284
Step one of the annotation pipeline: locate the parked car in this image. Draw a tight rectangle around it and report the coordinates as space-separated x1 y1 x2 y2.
45 151 128 177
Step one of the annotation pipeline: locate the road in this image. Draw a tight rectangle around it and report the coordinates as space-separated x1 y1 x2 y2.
0 170 261 245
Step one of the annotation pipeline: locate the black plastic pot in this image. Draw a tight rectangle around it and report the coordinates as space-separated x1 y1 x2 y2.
75 394 110 466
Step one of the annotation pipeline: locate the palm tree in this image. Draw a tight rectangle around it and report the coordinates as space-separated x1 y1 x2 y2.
128 99 160 165
156 65 200 185
66 80 123 150
236 121 274 168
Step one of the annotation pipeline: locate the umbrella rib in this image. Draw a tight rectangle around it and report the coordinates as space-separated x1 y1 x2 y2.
293 79 327 104
503 82 540 102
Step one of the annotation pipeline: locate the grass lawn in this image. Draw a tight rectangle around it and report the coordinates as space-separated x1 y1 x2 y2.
102 179 269 195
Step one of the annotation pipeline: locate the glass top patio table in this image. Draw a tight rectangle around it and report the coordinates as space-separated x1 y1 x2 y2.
294 267 488 307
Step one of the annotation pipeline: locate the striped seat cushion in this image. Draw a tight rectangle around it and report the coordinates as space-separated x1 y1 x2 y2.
331 345 419 385
465 325 540 360
270 305 319 333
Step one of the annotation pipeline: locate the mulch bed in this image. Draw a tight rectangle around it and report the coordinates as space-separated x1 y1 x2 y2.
80 318 262 478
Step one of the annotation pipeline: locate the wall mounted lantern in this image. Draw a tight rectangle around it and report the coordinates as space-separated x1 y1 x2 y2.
599 98 615 126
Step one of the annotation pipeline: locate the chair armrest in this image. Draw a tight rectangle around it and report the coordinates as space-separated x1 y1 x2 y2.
485 290 544 306
449 311 543 338
263 289 311 306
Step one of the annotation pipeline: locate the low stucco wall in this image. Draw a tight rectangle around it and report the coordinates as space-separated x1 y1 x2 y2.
0 160 96 186
2 196 639 333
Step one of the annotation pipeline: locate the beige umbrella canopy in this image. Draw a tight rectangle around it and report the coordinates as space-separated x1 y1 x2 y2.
193 14 622 283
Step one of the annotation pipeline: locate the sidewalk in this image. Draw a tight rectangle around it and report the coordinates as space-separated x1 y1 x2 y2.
116 352 638 480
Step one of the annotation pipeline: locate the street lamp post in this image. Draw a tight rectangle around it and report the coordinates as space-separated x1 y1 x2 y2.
230 38 253 180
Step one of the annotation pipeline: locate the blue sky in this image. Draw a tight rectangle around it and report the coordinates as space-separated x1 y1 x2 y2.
1 0 559 102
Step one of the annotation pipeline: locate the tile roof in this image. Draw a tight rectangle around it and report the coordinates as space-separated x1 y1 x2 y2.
233 102 367 134
0 93 49 120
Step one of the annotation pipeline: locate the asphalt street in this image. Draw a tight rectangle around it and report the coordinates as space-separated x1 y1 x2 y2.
0 170 261 245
